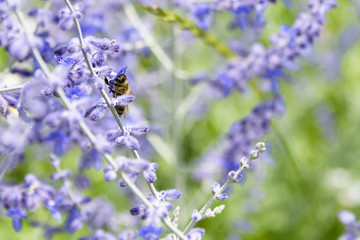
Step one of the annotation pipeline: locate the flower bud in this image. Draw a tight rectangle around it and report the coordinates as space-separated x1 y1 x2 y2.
239 156 247 167
243 164 252 170
249 150 259 160
211 182 221 195
215 193 228 201
227 171 237 183
213 205 225 215
191 209 202 222
256 142 266 153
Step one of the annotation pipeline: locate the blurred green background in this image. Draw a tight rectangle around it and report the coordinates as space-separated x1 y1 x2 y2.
1 1 360 239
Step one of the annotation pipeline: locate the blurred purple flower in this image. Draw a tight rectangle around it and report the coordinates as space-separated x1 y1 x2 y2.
187 228 205 240
5 208 28 232
138 225 163 240
191 209 202 222
107 124 149 150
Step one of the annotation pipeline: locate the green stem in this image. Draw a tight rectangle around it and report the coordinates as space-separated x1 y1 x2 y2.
183 149 259 234
14 5 187 240
140 4 237 60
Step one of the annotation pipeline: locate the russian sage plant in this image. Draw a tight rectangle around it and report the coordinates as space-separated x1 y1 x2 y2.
0 0 338 239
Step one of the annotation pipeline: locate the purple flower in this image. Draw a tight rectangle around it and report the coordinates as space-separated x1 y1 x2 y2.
1 187 22 209
308 0 338 23
186 228 205 240
103 165 117 182
58 3 83 31
116 135 140 150
22 192 39 212
20 80 51 120
79 150 103 170
33 183 56 204
195 97 285 180
191 4 213 30
138 225 163 240
0 116 27 155
83 198 116 230
107 124 149 150
228 171 239 182
85 99 107 121
5 208 28 232
45 130 69 156
130 206 142 216
118 229 137 240
215 193 228 201
0 94 8 115
55 56 75 66
45 198 63 221
159 189 182 201
85 36 120 55
110 94 135 107
28 8 59 28
8 35 30 61
191 209 202 222
79 229 117 240
115 156 150 173
65 206 83 233
50 169 72 181
75 175 91 190
216 73 235 96
118 171 139 187
65 86 87 100
339 210 356 226
211 182 221 195
338 210 360 240
143 163 159 183
94 135 113 154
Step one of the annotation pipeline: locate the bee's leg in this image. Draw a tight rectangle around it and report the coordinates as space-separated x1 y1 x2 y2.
110 89 117 95
104 77 110 85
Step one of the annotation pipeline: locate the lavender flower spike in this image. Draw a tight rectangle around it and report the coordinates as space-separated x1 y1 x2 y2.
183 143 266 234
110 94 136 107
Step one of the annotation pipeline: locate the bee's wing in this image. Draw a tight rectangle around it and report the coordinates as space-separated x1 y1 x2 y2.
130 90 135 104
124 106 129 120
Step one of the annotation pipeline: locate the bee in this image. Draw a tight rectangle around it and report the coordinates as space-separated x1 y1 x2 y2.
104 66 133 119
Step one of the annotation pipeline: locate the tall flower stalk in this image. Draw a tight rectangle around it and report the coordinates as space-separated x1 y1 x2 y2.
0 0 339 239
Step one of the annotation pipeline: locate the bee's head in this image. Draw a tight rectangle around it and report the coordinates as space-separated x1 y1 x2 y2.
118 74 127 83
113 66 128 83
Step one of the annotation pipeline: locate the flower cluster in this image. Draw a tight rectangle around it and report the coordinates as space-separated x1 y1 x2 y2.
174 0 276 30
106 124 149 150
1 174 60 232
0 0 338 239
211 0 338 96
338 210 360 240
195 97 284 180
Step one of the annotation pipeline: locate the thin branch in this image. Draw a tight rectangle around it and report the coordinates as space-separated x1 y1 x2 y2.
183 146 264 234
59 1 187 239
62 0 159 194
123 3 174 72
140 4 236 60
12 5 159 230
0 84 24 93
